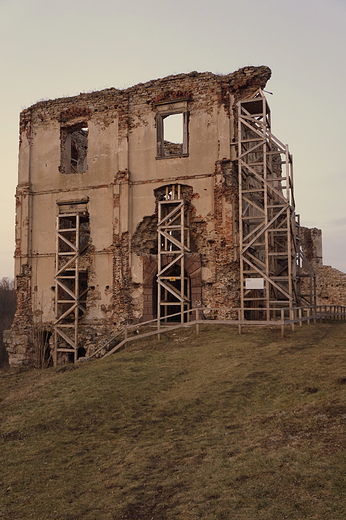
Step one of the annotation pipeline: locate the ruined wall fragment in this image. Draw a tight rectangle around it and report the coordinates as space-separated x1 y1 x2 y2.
8 66 280 365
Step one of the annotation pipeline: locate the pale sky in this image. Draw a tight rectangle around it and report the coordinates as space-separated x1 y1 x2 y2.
1 0 345 278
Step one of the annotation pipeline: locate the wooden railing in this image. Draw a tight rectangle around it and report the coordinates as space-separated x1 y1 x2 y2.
86 304 346 361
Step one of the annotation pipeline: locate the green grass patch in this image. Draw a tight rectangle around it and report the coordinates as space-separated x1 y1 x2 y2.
1 322 346 519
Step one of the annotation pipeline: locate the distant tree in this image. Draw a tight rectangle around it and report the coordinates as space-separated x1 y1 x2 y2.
0 277 16 367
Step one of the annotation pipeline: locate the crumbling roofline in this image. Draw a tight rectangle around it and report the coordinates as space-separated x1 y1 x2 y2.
20 66 272 115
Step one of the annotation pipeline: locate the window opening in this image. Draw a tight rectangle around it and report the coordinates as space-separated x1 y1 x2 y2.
61 124 88 174
156 106 188 158
163 113 184 156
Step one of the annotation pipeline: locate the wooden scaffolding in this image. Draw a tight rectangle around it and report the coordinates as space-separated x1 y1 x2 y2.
53 208 89 364
237 90 315 320
157 184 190 323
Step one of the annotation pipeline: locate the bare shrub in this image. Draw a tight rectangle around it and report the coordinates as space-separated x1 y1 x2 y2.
0 277 16 368
32 324 52 369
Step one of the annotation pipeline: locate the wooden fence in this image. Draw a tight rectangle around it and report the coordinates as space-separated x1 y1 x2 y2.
87 304 346 361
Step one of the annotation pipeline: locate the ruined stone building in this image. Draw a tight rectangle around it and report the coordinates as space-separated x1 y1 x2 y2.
6 66 344 366
300 227 346 306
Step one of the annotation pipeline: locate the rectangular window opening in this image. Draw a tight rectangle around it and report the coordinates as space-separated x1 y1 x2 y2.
163 113 184 157
60 123 88 174
156 105 188 158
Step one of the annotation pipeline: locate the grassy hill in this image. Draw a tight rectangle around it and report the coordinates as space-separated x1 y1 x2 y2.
1 322 346 519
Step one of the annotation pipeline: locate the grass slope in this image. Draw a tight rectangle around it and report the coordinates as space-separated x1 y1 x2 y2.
1 323 346 519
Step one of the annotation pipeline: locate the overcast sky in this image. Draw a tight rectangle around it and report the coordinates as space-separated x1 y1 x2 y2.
1 0 345 278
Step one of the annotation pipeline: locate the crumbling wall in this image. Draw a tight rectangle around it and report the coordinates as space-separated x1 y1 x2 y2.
132 216 158 255
163 140 183 157
112 231 134 325
9 66 273 365
6 264 34 365
314 266 346 306
200 161 240 317
134 173 239 320
300 227 323 267
300 227 346 306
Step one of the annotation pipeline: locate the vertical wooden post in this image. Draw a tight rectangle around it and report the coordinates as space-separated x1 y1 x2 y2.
53 332 58 367
157 316 161 341
238 309 242 335
290 308 295 331
195 307 200 335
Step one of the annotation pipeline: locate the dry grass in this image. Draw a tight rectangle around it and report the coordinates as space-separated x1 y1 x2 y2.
1 322 346 519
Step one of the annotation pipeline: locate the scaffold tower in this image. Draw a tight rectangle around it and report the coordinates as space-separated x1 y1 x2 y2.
53 208 89 364
237 90 315 320
157 184 191 323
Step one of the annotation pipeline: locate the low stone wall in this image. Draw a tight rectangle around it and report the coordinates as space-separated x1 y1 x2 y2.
314 265 346 306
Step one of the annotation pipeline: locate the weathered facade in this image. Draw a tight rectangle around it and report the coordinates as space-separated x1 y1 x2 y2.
6 66 339 366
